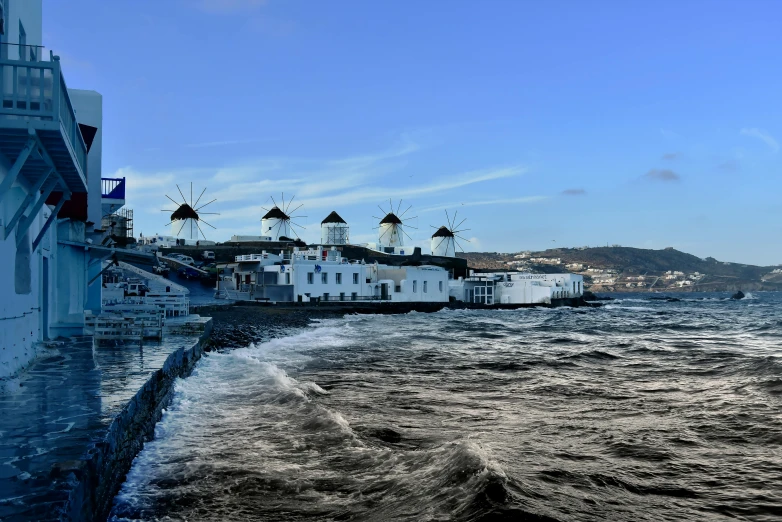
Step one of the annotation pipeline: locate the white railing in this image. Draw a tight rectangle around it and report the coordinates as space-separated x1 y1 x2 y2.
235 253 271 262
85 307 164 340
0 50 88 176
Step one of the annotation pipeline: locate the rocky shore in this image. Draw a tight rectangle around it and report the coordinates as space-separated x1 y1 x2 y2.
197 297 595 350
197 304 347 349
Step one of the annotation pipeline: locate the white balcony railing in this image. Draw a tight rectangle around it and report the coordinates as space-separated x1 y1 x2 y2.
0 45 88 177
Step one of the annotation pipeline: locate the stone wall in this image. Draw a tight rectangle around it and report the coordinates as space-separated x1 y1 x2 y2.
54 322 213 521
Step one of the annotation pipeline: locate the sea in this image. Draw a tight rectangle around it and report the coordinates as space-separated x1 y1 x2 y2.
110 292 782 521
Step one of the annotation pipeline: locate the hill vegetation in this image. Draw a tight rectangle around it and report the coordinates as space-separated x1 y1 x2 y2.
458 246 782 292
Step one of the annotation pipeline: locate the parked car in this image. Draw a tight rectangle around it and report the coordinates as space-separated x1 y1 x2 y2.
177 266 201 280
153 263 170 276
202 250 215 261
176 255 196 266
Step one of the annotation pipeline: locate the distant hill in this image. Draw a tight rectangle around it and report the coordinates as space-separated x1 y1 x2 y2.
458 247 782 292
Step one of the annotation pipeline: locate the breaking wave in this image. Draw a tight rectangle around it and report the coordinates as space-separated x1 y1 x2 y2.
112 292 782 521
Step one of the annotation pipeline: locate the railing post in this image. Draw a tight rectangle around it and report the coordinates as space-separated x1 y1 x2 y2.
51 56 61 120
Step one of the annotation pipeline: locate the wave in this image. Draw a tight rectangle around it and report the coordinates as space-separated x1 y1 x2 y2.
564 350 621 361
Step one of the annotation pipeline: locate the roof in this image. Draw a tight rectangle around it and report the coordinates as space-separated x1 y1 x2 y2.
380 212 402 225
431 226 454 238
321 210 347 224
262 206 289 220
171 204 199 221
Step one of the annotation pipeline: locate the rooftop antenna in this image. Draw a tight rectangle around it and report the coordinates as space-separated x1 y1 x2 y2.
161 181 219 240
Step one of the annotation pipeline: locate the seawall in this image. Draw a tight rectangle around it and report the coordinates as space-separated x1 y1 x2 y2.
56 321 213 521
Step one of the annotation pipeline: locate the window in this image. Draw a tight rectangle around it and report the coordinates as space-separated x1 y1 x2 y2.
307 272 314 284
336 272 342 284
322 272 328 284
413 280 417 293
395 285 401 293
439 281 443 292
353 273 359 284
339 292 345 301
351 292 357 301
423 281 428 293
285 273 290 284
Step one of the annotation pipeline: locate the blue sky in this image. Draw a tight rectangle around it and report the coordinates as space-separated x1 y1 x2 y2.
45 0 781 265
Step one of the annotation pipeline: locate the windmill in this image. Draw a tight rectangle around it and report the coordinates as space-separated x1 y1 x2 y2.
162 182 218 240
373 199 417 249
261 193 306 241
430 210 470 257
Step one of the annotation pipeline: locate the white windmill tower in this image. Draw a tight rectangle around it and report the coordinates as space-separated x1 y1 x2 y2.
162 182 218 241
431 210 470 257
374 199 416 249
321 211 349 245
261 194 305 241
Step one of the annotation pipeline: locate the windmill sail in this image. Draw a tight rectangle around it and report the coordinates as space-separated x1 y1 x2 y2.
430 210 470 257
161 182 219 241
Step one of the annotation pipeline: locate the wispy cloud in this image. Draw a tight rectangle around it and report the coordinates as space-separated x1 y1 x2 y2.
113 137 529 243
209 165 527 221
740 127 779 153
661 152 680 161
419 195 547 214
193 0 267 14
185 138 273 148
644 169 680 182
561 188 586 196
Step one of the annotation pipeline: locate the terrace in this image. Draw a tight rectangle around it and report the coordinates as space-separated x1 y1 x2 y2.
0 44 89 248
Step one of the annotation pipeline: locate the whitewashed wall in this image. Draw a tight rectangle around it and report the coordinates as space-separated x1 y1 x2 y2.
0 162 46 377
5 0 43 57
69 90 103 312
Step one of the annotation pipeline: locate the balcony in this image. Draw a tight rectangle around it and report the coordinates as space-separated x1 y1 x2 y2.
101 177 126 215
0 44 88 195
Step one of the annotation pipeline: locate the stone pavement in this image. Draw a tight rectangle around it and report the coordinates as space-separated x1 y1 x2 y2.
0 334 201 521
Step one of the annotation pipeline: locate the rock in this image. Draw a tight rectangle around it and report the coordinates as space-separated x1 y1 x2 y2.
583 291 614 301
731 291 745 300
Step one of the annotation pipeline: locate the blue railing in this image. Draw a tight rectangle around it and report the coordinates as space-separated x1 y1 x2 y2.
0 48 88 178
101 177 126 200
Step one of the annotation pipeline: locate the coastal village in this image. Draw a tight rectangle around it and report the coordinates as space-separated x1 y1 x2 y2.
462 247 782 293
0 2 778 521
0 3 586 519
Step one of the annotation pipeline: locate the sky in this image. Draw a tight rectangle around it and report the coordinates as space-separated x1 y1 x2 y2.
44 0 782 265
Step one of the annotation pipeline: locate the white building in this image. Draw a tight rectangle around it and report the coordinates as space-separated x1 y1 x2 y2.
0 1 126 377
217 246 449 303
448 271 584 305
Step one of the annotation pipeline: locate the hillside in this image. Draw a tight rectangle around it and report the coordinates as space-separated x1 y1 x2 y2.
458 247 782 292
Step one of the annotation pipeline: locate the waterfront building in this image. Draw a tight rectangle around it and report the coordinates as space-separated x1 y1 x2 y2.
0 1 130 377
217 246 450 303
449 271 584 305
